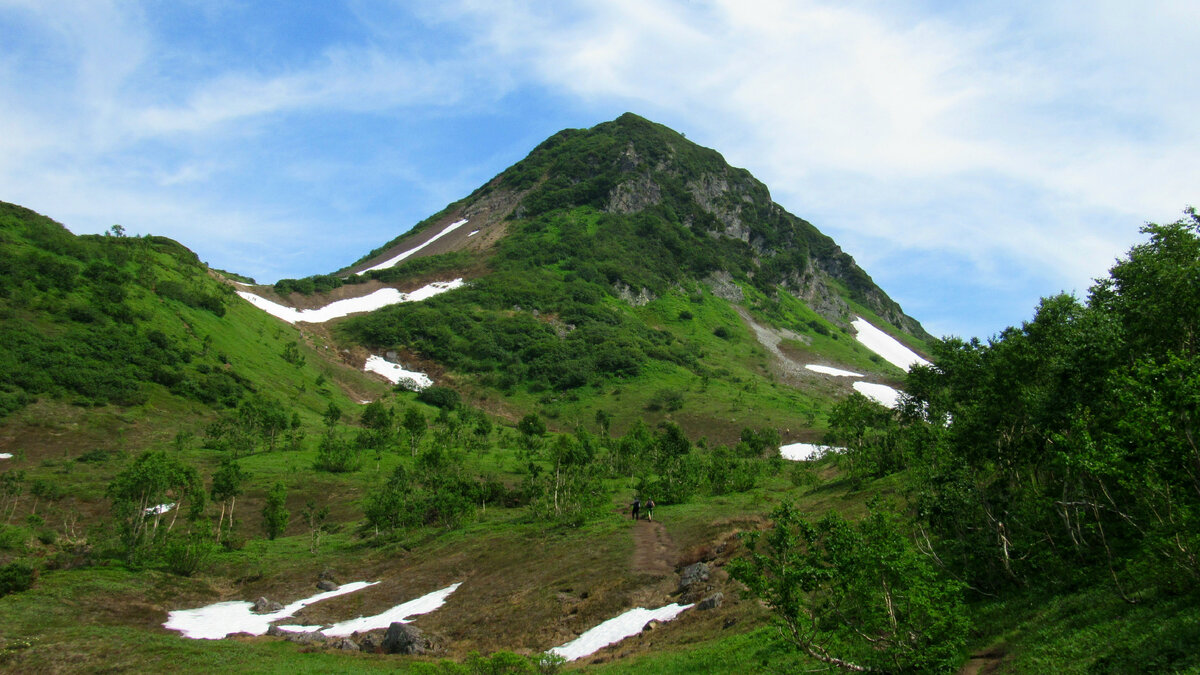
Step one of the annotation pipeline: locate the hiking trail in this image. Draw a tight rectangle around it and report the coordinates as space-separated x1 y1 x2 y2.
631 519 676 577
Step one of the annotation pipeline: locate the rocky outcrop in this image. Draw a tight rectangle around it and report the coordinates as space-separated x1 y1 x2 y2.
613 281 656 306
382 622 430 655
606 173 662 214
705 271 744 303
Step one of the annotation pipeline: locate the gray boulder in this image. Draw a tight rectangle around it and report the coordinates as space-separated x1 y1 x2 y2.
252 597 284 614
330 637 359 651
283 630 327 646
316 579 338 592
697 592 724 610
358 631 383 653
382 622 429 655
678 562 710 593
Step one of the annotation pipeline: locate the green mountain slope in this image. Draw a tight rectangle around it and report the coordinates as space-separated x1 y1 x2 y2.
0 117 956 674
279 113 935 440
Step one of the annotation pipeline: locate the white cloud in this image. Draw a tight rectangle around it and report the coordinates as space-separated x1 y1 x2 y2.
1 1 1195 337
432 0 1198 335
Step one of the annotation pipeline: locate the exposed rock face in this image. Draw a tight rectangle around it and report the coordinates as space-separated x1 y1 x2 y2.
316 579 338 592
783 267 850 323
382 622 429 655
698 592 724 610
705 271 744 303
687 173 752 240
330 637 359 651
606 173 662 214
613 281 656 306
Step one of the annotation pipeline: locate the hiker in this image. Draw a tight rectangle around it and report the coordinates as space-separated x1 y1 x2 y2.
645 498 655 521
631 498 641 521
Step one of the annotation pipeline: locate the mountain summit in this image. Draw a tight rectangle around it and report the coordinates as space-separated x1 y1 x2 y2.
338 113 925 341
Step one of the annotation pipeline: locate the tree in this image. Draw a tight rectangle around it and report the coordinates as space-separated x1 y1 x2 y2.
262 482 289 540
517 413 547 461
210 458 246 542
322 401 342 429
313 428 361 473
402 407 427 457
106 451 204 564
595 409 612 437
825 393 901 482
302 499 330 554
730 502 968 672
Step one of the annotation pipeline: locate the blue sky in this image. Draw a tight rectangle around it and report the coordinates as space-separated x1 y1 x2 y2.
2 1 1196 340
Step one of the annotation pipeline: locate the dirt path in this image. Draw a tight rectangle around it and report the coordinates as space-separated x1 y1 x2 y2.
631 519 677 577
958 647 1006 675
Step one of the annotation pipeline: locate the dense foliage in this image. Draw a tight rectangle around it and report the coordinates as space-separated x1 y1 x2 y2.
0 203 246 416
731 502 968 673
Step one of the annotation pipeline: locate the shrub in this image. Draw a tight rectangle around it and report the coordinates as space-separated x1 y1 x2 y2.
417 386 461 409
0 561 36 596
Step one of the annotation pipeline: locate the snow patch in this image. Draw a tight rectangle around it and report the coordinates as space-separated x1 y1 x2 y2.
365 219 470 272
0 453 12 460
364 355 433 390
468 230 480 237
853 381 903 409
549 603 693 662
852 317 930 372
163 581 378 640
321 583 461 636
237 279 464 324
805 364 863 378
145 503 175 515
779 442 842 461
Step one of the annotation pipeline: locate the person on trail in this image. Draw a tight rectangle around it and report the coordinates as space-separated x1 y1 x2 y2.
645 498 655 521
631 498 641 521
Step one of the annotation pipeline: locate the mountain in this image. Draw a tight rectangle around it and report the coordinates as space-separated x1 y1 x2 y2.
0 115 952 673
342 112 926 339
250 113 931 442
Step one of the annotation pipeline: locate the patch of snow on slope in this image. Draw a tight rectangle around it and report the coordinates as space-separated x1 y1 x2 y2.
145 503 175 515
163 581 378 639
364 355 433 390
852 317 931 372
0 453 12 459
549 603 693 662
805 364 863 378
853 381 902 409
468 230 480 236
365 219 470 272
779 443 843 461
237 279 464 324
321 583 461 636
274 624 324 633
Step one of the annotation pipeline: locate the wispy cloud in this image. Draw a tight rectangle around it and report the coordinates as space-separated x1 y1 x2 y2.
0 1 1195 338
424 0 1198 335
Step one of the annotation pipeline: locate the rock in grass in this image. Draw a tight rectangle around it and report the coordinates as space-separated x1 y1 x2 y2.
330 637 359 651
252 597 284 614
678 562 710 593
316 579 338 592
357 631 383 653
698 592 723 610
284 630 327 646
382 622 429 655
